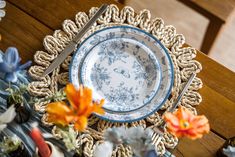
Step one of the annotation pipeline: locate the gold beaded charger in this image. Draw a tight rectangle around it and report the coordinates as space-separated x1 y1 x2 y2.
28 4 203 156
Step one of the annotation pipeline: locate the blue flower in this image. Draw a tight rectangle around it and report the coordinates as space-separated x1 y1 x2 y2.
0 47 32 83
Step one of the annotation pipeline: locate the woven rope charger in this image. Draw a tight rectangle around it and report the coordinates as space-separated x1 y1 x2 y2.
28 4 203 157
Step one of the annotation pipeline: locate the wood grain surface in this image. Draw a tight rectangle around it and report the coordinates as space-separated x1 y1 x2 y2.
176 132 224 157
196 52 235 139
1 0 235 156
8 0 122 29
190 0 235 22
0 2 52 62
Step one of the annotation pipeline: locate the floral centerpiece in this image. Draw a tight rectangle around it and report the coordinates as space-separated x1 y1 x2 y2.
44 83 210 157
0 47 32 157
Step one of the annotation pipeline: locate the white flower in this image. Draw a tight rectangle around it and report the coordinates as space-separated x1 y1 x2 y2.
103 126 156 157
0 0 6 21
0 105 16 131
94 141 113 157
104 126 127 145
126 127 153 140
223 146 235 157
125 127 154 157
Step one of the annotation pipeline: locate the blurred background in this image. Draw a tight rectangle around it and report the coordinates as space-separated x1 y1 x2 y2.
118 0 235 72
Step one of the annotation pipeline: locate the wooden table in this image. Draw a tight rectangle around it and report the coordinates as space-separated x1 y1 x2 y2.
0 0 235 156
177 0 235 54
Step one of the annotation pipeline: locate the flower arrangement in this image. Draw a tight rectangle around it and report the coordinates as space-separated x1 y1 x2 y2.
0 47 31 157
1 78 210 157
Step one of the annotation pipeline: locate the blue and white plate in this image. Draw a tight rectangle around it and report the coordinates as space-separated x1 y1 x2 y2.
70 26 174 122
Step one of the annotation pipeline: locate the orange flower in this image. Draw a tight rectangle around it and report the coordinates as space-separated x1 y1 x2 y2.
46 102 75 126
163 106 210 140
46 83 105 131
64 84 105 116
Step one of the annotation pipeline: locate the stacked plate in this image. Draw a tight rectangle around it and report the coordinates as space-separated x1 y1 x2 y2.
69 26 174 122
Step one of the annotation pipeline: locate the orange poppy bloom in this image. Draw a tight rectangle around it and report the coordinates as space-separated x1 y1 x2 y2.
46 101 76 126
163 106 210 140
46 83 105 131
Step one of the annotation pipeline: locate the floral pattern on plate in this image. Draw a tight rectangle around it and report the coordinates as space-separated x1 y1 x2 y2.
99 39 129 65
90 63 111 90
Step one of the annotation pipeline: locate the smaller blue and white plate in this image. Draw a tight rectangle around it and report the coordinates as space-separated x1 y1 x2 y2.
80 37 161 112
70 26 174 122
